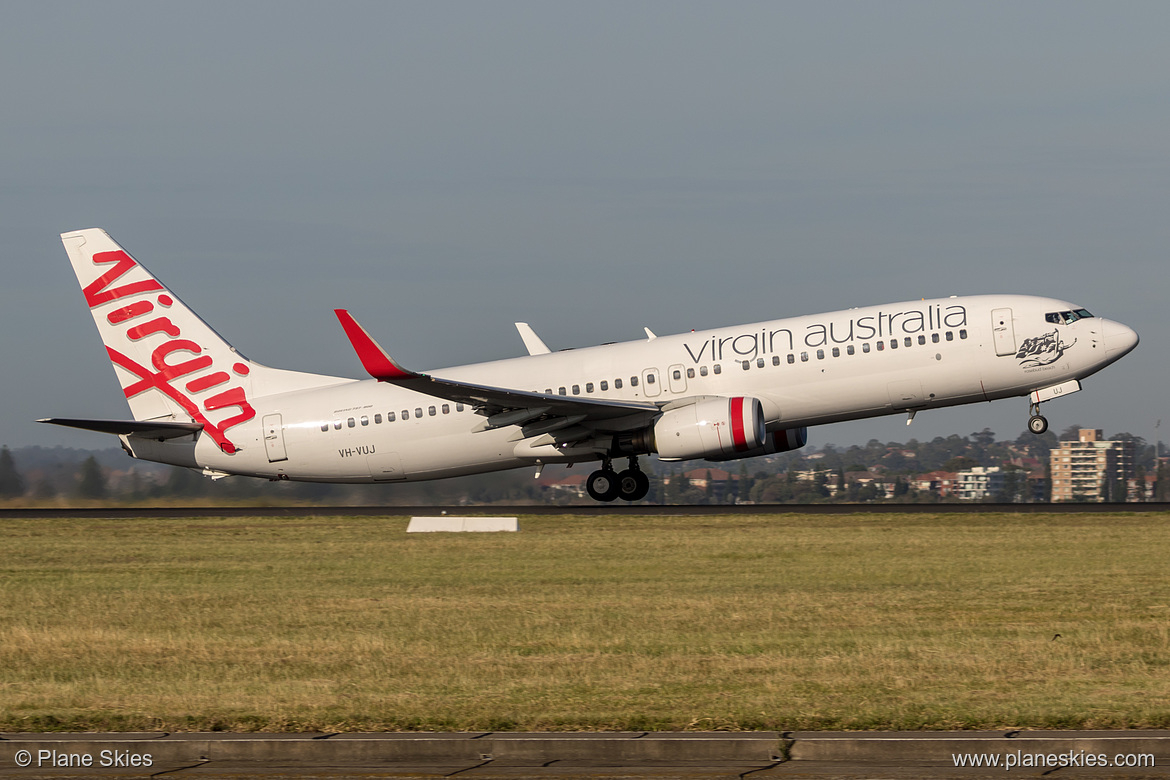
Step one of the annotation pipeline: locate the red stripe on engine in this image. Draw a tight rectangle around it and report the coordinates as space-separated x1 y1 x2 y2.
730 397 748 451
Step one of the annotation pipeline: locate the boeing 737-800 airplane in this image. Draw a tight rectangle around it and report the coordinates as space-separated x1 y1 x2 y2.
42 229 1139 502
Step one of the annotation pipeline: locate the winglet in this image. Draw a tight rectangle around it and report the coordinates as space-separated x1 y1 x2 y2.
334 310 417 381
515 322 552 355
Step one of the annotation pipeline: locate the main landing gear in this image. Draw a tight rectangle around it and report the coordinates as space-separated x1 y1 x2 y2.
587 457 650 502
1028 402 1049 435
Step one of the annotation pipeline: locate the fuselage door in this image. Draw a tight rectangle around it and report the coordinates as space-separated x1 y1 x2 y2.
991 308 1016 356
641 367 662 398
262 413 288 462
667 364 687 394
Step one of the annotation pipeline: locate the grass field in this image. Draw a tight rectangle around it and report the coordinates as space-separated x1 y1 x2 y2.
2 511 1168 732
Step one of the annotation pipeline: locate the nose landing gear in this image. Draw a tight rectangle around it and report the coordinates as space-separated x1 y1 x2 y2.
587 457 650 502
1028 402 1049 435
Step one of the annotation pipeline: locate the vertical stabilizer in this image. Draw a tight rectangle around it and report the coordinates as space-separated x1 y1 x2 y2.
59 228 344 453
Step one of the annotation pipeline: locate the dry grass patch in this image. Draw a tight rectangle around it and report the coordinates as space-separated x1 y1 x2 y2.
1 512 1168 731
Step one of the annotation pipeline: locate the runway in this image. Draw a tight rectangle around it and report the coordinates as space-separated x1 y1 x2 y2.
3 502 1169 520
2 730 1167 778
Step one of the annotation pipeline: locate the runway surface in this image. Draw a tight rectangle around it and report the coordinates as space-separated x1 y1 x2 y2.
3 502 1169 519
2 730 1167 778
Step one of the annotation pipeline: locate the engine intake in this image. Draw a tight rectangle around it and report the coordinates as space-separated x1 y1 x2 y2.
653 396 766 461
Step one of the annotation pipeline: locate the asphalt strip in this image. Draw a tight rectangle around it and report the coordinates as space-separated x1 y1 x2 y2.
2 730 1168 778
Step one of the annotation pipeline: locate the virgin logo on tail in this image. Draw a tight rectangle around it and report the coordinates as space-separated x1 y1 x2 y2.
84 250 255 453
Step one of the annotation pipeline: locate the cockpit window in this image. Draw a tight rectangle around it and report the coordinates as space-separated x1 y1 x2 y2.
1045 309 1094 325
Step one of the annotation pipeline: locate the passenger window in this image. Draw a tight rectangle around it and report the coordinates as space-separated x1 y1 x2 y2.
672 370 681 380
687 368 695 378
631 376 640 386
402 409 410 419
347 418 355 428
946 332 954 341
890 340 898 349
320 423 329 432
817 349 825 359
374 414 382 424
428 406 436 416
558 387 566 395
572 384 580 394
713 364 721 374
646 374 655 384
388 411 396 422
361 415 369 426
442 404 450 414
742 361 750 371
876 341 884 351
862 343 870 353
904 337 912 347
801 352 809 362
832 347 840 357
456 403 464 412
334 420 342 430
918 335 926 345
700 366 708 376
771 356 780 366
586 382 594 393
787 354 795 364
846 345 855 355
615 378 623 389
959 329 968 339
757 358 765 368
600 380 609 390
932 333 940 343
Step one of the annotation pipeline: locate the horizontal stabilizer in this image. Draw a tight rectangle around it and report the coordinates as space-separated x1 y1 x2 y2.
38 417 203 440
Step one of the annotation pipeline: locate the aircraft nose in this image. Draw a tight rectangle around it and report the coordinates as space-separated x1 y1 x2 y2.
1102 318 1139 358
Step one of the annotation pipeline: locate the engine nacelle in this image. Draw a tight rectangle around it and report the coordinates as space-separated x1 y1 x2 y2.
653 396 766 461
707 426 809 461
770 427 808 453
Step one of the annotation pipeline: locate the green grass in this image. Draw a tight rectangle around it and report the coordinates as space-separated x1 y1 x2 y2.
2 512 1168 732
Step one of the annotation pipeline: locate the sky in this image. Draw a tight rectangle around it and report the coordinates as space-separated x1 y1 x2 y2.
3 2 1168 453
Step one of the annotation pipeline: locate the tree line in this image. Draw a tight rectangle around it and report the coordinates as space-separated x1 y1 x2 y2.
3 424 1168 505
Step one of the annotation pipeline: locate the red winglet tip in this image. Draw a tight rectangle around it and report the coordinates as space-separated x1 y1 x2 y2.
334 310 414 381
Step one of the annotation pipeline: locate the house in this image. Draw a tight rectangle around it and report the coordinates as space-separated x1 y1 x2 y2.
911 470 957 497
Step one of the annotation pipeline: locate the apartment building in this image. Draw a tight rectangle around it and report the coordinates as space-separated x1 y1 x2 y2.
1049 429 1135 502
955 466 1005 501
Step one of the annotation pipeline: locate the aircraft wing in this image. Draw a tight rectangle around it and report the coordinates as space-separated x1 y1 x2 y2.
335 310 660 428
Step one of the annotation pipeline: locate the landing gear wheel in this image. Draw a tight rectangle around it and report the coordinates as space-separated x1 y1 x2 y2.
587 469 620 502
1028 415 1049 434
617 468 650 501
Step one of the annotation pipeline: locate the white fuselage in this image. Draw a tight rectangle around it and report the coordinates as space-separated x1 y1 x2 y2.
125 294 1134 483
